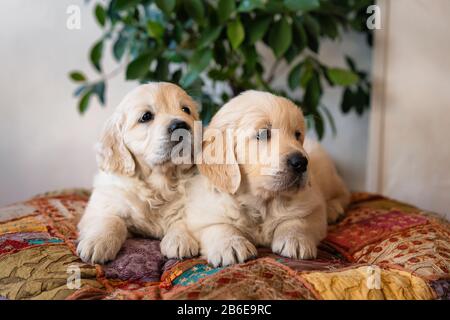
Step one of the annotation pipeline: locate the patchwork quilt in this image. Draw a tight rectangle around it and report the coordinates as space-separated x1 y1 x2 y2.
0 189 449 300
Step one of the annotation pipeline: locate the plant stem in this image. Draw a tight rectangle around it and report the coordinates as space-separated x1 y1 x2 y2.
266 59 281 84
85 57 129 87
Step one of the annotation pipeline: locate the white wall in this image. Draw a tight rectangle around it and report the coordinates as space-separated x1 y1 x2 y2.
0 0 371 206
0 0 135 205
368 0 450 216
310 35 371 191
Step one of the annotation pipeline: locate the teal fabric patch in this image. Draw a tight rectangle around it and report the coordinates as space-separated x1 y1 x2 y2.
28 238 63 245
173 264 223 286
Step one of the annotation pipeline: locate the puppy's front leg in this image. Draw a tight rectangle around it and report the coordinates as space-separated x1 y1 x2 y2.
77 214 128 264
199 224 257 267
160 223 199 259
272 219 322 260
326 187 351 224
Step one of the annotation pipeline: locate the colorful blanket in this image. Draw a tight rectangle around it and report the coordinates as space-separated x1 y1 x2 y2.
0 190 449 300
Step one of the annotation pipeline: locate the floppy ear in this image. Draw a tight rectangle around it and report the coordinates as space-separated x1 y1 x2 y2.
198 130 241 194
96 113 135 176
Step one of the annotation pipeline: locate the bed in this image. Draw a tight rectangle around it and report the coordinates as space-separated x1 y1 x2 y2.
0 189 449 300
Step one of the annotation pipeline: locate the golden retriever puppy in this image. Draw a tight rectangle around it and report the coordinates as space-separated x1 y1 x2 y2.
77 83 200 264
185 90 350 267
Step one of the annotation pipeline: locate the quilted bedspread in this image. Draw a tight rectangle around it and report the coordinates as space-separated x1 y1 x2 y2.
0 189 449 300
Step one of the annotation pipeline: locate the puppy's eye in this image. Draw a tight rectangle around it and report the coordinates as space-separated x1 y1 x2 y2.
256 128 271 141
181 106 191 115
139 111 153 123
295 130 301 140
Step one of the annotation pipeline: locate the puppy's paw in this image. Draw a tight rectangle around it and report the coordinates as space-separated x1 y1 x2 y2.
160 232 199 259
327 199 345 224
272 235 317 260
77 234 123 264
206 236 257 267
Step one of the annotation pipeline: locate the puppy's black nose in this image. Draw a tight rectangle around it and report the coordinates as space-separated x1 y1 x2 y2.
287 153 308 174
168 120 190 134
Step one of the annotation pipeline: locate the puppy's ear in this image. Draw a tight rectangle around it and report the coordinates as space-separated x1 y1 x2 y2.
198 130 241 194
96 113 135 176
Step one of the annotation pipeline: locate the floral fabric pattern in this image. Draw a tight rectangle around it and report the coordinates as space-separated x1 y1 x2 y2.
0 189 448 300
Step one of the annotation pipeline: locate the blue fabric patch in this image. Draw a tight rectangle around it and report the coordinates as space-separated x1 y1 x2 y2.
28 238 63 245
173 264 223 286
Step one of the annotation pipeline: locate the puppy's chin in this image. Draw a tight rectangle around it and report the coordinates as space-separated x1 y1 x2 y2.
145 145 173 167
146 140 193 167
265 172 309 194
147 154 171 166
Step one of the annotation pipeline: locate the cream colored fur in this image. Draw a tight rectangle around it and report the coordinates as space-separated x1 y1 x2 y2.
185 91 350 267
77 83 200 264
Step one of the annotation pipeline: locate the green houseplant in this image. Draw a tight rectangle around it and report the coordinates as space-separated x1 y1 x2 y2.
69 0 372 139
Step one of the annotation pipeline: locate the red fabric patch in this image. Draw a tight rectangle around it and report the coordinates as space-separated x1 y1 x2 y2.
325 211 428 254
0 239 28 255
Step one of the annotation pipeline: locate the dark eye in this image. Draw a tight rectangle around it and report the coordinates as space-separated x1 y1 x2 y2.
295 130 301 140
256 128 271 141
139 111 153 123
181 106 191 115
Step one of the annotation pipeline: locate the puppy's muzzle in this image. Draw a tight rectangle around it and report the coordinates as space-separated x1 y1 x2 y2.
168 120 190 134
168 120 191 142
286 152 308 175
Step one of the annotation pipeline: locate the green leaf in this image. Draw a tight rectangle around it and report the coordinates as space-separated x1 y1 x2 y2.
288 64 302 90
198 26 223 49
155 0 176 16
155 59 169 80
303 73 322 111
284 0 320 12
341 88 353 113
114 0 140 11
74 85 87 97
284 44 300 64
180 70 200 88
78 90 92 114
221 92 230 103
317 15 338 39
345 55 356 71
313 110 325 140
265 1 286 13
184 0 204 24
303 15 320 52
241 45 258 75
90 40 103 72
147 21 164 40
93 81 106 105
171 69 183 83
293 18 307 51
163 50 185 63
218 0 235 23
227 19 245 50
300 65 313 88
208 69 228 81
237 0 265 12
190 48 213 73
268 17 292 58
248 16 271 44
320 105 336 136
113 34 128 61
69 71 86 82
326 68 359 86
181 48 213 87
200 101 219 125
95 4 106 27
213 41 227 65
126 52 154 80
355 87 367 115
